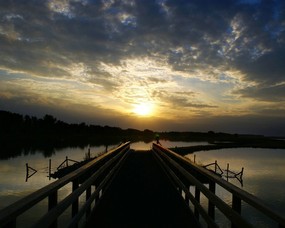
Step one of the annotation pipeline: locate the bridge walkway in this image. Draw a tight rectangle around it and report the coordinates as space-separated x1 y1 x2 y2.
86 150 200 227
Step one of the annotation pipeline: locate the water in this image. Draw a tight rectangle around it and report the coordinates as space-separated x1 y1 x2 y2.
131 140 211 150
0 144 111 210
0 141 284 227
186 148 285 227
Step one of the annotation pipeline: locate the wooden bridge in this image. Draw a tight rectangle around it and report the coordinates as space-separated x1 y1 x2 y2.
0 142 285 227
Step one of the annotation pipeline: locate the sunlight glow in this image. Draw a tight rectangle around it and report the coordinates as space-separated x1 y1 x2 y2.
133 103 153 116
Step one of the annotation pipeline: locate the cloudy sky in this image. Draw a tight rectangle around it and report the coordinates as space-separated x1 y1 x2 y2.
0 0 285 136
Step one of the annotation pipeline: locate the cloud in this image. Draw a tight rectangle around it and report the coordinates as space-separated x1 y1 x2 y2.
1 0 284 83
235 83 285 102
152 90 217 110
0 0 285 135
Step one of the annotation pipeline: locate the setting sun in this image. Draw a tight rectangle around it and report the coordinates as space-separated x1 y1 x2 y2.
133 103 153 116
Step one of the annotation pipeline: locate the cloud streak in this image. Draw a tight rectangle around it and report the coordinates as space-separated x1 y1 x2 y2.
1 0 285 135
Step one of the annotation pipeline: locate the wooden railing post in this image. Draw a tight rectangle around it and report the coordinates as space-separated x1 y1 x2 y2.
184 184 190 206
72 179 79 218
48 191 58 228
232 194 241 228
95 186 100 204
66 156 69 167
208 180 216 221
86 186 91 219
49 159 52 180
194 187 200 219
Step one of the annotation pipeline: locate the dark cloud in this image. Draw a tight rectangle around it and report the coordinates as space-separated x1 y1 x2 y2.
1 0 284 81
153 90 216 109
235 83 285 102
236 48 285 85
1 0 285 135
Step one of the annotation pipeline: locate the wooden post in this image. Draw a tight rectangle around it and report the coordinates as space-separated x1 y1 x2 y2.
66 156 69 167
208 180 216 221
48 191 58 228
194 154 196 163
72 179 79 218
95 186 100 204
86 186 91 219
26 163 29 182
194 187 200 219
184 184 190 206
49 159 51 180
25 163 37 182
215 160 217 173
241 167 244 178
231 194 241 228
227 163 229 181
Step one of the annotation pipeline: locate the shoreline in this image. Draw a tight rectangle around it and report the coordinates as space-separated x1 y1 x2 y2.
169 140 285 156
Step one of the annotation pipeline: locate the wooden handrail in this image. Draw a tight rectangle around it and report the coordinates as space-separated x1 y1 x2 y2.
33 145 130 227
153 150 219 228
152 143 285 227
0 142 130 227
153 145 252 228
67 149 130 227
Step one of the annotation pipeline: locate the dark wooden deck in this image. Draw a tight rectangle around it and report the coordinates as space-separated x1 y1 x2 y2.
86 150 200 227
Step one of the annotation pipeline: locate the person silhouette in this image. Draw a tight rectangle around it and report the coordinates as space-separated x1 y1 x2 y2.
155 134 161 145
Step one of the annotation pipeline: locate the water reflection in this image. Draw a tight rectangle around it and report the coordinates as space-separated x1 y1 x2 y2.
131 140 211 150
186 148 285 227
1 142 284 227
0 140 210 210
0 144 115 210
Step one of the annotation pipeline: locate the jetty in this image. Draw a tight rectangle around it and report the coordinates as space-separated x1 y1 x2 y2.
0 142 284 227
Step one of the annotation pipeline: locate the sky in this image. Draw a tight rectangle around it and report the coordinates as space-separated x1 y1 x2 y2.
0 0 285 136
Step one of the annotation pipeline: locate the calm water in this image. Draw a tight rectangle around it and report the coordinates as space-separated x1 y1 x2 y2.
186 148 285 227
0 141 284 227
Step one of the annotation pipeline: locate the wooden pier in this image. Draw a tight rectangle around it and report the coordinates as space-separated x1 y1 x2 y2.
0 142 284 228
86 150 199 227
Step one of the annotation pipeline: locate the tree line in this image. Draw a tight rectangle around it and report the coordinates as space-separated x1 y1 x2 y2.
1 110 277 159
0 110 154 139
0 110 154 158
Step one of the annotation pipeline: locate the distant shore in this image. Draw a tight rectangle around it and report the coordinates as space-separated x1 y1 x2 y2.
169 138 285 156
1 110 285 159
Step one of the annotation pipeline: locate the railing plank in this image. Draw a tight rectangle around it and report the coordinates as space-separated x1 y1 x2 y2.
153 143 285 227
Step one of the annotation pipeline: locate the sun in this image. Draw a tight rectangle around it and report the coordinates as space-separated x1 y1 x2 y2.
133 103 153 116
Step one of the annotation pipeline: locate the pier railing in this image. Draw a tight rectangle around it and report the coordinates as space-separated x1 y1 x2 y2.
0 142 130 228
152 143 285 228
